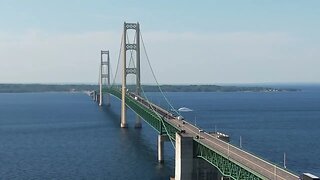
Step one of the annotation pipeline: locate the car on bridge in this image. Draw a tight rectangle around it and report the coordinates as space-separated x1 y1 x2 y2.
177 116 184 120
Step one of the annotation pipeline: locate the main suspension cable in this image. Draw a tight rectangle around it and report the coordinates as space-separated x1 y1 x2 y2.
140 32 181 117
127 32 176 149
111 33 124 87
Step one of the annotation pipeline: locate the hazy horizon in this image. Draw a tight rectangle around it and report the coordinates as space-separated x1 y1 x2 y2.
1 82 320 86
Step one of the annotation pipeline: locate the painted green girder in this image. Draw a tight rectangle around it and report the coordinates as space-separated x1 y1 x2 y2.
194 141 265 180
103 87 267 180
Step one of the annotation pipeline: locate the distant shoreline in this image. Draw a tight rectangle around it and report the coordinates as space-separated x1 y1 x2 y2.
0 84 300 93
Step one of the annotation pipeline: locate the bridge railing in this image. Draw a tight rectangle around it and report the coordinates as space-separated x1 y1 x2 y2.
192 127 299 179
202 129 299 179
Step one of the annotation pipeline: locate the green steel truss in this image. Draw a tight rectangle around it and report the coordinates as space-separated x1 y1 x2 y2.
194 141 265 180
103 88 266 180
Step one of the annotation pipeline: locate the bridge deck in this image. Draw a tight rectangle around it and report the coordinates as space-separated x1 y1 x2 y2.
104 88 300 180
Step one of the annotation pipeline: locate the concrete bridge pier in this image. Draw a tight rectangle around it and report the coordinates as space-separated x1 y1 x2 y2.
174 132 223 180
174 132 194 180
92 91 96 101
95 93 100 103
99 92 103 106
158 134 169 163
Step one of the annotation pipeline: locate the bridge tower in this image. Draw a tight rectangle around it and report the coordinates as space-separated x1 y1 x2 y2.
121 22 142 128
99 50 111 106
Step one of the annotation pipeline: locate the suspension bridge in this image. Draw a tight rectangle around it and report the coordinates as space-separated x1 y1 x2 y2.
91 22 316 180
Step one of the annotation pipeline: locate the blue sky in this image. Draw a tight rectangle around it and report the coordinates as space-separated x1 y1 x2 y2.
0 0 319 84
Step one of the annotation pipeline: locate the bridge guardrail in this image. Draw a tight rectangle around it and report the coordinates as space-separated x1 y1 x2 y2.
203 129 299 178
178 109 298 178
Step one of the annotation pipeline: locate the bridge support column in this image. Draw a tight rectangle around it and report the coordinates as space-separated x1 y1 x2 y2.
121 22 141 128
96 94 100 103
158 134 169 163
120 90 127 128
134 22 142 129
121 22 128 128
93 91 97 101
175 132 194 180
99 50 111 107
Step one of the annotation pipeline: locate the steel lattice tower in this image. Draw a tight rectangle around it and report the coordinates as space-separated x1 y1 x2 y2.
99 50 110 107
121 22 141 128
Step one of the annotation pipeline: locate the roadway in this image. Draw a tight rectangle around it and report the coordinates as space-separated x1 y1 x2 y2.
128 91 300 180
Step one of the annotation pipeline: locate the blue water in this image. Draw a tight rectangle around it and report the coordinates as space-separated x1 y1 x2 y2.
0 93 173 179
1 86 320 179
